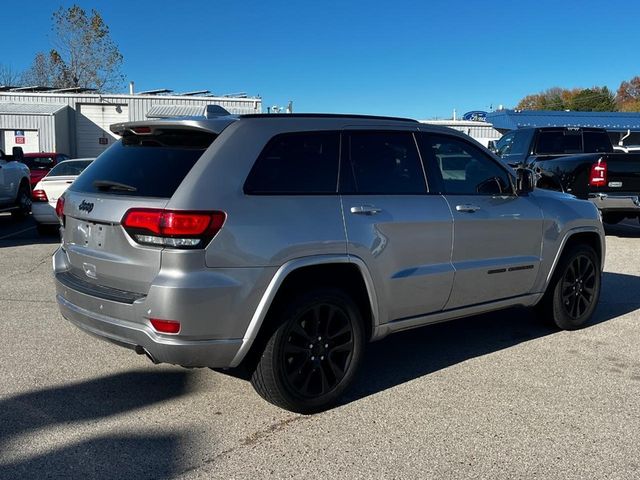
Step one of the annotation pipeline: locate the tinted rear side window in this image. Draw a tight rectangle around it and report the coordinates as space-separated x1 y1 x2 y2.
71 129 215 198
583 131 613 153
342 131 427 194
244 131 340 194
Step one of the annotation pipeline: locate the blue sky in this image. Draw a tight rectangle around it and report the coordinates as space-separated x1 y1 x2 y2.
2 0 639 118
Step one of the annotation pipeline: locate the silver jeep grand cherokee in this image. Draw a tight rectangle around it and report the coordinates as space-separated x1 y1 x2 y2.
53 113 605 413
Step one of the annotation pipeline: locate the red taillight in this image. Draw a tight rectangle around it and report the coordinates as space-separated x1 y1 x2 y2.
132 126 152 134
32 189 48 202
150 318 181 334
589 159 607 187
55 196 65 219
121 208 226 248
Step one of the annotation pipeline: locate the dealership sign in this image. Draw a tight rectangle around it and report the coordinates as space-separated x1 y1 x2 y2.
14 130 25 144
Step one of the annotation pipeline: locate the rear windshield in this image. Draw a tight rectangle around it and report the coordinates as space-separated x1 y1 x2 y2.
22 156 55 170
535 129 613 155
536 130 582 154
71 129 216 198
48 160 93 177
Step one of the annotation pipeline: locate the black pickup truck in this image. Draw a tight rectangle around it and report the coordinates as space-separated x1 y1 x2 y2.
493 126 640 224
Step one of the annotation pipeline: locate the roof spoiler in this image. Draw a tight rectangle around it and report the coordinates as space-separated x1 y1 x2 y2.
205 105 231 118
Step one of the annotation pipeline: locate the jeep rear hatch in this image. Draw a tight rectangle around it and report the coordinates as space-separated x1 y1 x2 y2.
61 126 220 295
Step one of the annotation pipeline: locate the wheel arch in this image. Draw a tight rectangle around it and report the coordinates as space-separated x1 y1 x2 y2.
544 228 604 290
229 255 379 369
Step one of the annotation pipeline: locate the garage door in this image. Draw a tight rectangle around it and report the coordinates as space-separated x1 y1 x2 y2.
76 103 128 158
2 130 40 153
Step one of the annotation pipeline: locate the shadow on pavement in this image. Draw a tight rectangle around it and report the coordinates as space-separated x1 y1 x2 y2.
0 213 60 247
605 221 640 238
345 271 640 404
0 370 194 479
0 434 183 480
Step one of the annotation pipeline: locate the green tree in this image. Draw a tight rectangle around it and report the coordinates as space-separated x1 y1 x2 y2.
516 87 570 110
616 76 640 112
23 5 124 91
568 87 617 111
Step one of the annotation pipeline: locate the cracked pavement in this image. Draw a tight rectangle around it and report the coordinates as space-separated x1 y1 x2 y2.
1 213 639 479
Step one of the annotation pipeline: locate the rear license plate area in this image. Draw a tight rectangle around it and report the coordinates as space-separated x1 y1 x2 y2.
77 222 107 249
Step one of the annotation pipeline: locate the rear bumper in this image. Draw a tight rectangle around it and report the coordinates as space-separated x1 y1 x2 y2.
588 192 640 214
57 291 242 367
53 247 274 368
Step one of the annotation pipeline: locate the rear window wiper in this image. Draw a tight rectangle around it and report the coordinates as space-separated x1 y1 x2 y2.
93 180 138 192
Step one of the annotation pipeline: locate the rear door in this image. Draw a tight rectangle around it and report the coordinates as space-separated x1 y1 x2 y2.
341 129 454 322
62 128 216 294
418 132 544 309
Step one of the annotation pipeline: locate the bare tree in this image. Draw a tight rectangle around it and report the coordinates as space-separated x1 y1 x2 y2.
0 63 22 86
21 53 56 86
23 5 124 91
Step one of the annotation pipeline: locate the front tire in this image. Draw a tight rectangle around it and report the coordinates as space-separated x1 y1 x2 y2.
250 288 365 413
538 244 601 330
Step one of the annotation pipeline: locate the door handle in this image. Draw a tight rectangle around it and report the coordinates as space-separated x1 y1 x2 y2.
350 205 382 215
455 204 481 213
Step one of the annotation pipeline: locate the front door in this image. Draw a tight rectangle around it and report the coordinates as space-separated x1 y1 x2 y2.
417 132 544 309
341 130 454 323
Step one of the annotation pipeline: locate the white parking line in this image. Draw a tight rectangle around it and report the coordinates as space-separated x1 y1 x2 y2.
0 226 36 240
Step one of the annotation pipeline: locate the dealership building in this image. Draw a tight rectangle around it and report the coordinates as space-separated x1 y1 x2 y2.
0 86 262 157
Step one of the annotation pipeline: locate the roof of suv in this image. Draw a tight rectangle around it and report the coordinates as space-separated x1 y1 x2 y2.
111 113 419 136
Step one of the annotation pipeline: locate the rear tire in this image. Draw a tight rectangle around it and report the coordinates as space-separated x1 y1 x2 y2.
536 244 601 330
11 182 31 219
250 288 365 414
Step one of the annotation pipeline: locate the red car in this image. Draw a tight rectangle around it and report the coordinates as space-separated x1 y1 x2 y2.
22 152 70 188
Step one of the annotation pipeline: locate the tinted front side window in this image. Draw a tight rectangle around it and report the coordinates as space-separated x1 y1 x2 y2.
71 129 215 198
244 132 339 194
496 132 515 156
419 134 512 195
342 131 426 194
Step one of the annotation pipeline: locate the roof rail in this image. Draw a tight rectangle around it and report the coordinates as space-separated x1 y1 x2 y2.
240 113 418 122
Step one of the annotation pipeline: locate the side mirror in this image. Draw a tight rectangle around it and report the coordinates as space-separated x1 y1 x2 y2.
516 168 535 195
487 140 498 154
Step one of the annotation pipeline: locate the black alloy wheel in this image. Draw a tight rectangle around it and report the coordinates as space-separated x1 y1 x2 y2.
281 302 355 398
560 253 597 320
538 244 601 330
251 288 364 413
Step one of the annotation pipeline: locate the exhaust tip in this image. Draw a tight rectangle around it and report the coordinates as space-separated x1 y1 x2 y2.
134 345 159 364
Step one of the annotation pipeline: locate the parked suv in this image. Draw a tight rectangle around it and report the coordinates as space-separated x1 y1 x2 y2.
0 147 31 218
53 114 605 413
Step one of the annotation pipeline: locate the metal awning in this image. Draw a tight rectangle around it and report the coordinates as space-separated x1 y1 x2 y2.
487 110 640 132
0 103 68 115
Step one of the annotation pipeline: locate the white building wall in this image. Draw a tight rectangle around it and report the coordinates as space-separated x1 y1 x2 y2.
0 114 56 152
0 92 262 156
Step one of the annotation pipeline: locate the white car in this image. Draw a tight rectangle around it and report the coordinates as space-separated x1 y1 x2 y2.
32 158 94 234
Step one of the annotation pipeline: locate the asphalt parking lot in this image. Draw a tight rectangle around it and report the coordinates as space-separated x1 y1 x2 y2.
1 213 639 479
